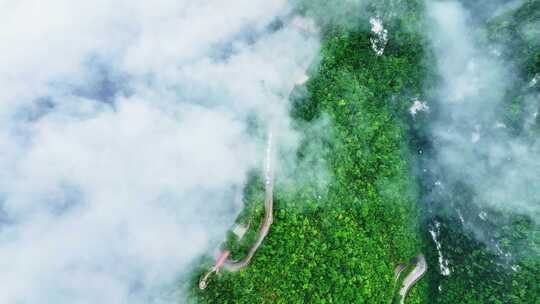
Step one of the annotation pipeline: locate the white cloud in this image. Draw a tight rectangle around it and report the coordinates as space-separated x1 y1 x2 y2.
426 0 540 225
0 1 319 303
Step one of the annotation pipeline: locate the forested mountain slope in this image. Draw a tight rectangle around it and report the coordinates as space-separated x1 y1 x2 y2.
192 1 430 303
191 1 540 303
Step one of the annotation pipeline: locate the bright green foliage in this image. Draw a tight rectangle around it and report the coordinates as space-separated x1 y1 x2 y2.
189 1 540 303
191 1 430 303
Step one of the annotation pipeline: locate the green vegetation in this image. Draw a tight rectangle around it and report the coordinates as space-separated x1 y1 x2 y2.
424 215 540 304
222 172 266 261
191 1 431 303
392 263 413 304
391 257 426 304
415 1 540 303
488 0 540 136
190 1 540 303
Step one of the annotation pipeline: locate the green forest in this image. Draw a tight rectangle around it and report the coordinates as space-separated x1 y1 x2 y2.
4 0 540 303
418 1 540 303
191 0 540 303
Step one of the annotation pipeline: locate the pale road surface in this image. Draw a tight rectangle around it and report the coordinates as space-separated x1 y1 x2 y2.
198 130 274 289
198 17 317 290
399 254 427 304
222 130 275 272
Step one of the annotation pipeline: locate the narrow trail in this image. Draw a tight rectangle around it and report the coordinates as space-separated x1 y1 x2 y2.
398 254 427 304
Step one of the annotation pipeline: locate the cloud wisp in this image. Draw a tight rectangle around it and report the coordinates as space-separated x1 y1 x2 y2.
0 1 319 303
425 0 540 241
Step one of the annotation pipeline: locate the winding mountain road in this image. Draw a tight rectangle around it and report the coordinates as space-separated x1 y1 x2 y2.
398 254 427 304
199 131 274 289
222 131 275 272
198 16 317 290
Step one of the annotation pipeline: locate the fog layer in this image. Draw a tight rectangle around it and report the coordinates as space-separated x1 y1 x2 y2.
0 1 318 303
426 0 540 232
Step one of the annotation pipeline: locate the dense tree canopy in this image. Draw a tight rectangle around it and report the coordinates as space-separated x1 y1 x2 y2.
190 1 540 303
191 1 429 303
